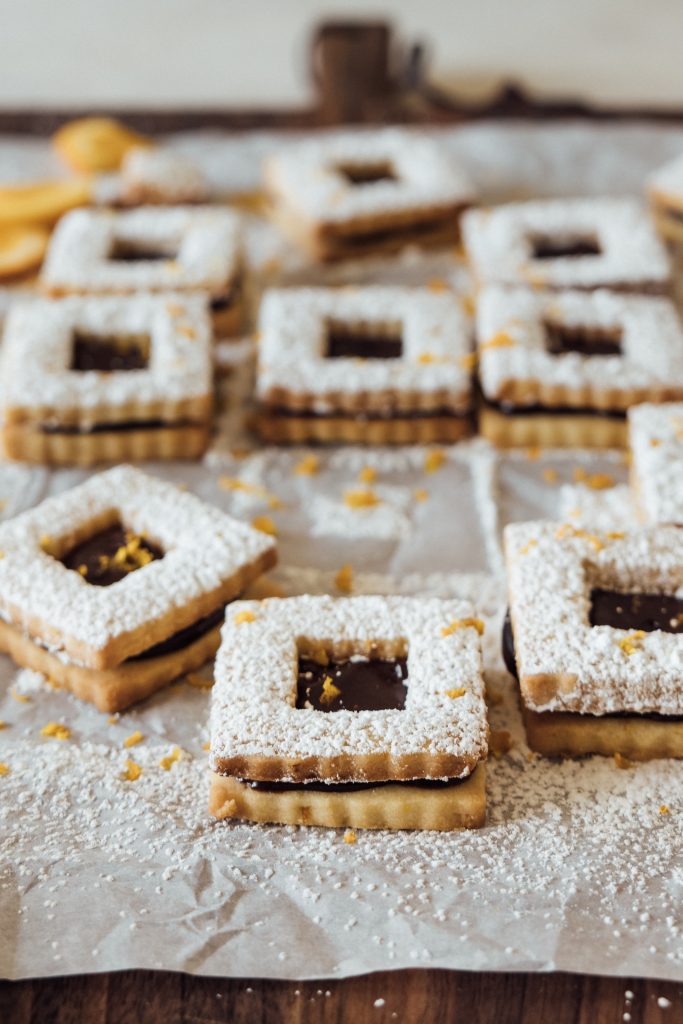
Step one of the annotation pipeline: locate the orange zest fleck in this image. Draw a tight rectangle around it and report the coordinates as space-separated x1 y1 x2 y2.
481 331 515 351
123 730 144 749
121 759 142 781
334 564 354 594
40 722 70 741
10 687 30 704
424 448 446 474
294 454 320 476
234 609 256 625
251 515 278 536
659 804 670 815
0 763 9 777
413 488 429 503
358 466 378 484
320 676 341 705
617 631 645 656
159 747 183 771
343 488 380 509
343 829 357 845
445 687 466 699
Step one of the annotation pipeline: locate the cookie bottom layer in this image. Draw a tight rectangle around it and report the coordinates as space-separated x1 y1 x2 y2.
211 298 244 339
650 202 683 245
0 616 221 712
256 410 472 445
522 705 683 760
209 764 486 831
3 422 211 466
479 405 627 448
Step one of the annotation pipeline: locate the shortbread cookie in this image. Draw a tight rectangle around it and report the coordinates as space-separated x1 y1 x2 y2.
264 129 476 262
462 198 670 294
255 286 474 445
210 595 488 830
119 146 209 206
0 466 277 710
41 206 244 337
1 294 213 465
476 286 683 448
647 152 683 244
503 520 683 759
629 402 683 524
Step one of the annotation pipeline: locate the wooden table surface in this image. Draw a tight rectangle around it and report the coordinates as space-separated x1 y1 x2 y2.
1 969 682 1023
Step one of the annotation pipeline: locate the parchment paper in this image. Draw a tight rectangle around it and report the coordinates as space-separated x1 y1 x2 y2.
0 122 682 982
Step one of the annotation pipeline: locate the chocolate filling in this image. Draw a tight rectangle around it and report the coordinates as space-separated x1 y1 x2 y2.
530 234 601 260
590 589 683 633
240 775 466 793
109 239 176 263
485 399 626 420
61 523 163 587
264 406 471 422
41 418 198 435
297 655 408 712
544 321 622 357
326 323 403 360
71 331 150 372
501 609 682 721
336 162 397 186
210 277 242 313
325 215 453 249
132 605 225 661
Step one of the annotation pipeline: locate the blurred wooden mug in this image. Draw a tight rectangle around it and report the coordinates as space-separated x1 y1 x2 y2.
311 20 396 123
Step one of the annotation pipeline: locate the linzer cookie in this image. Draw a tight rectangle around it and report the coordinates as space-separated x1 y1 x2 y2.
476 285 683 448
255 286 474 445
0 466 276 712
629 402 683 524
647 153 683 244
264 129 476 262
41 206 244 337
118 146 210 206
462 198 670 294
1 294 213 465
209 595 488 831
503 520 683 760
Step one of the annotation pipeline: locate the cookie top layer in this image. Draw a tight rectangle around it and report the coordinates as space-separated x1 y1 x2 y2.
648 152 683 204
42 206 240 295
629 402 683 525
476 285 683 407
504 520 683 715
264 129 476 224
256 286 473 414
120 146 209 204
462 198 670 291
1 294 212 422
0 466 276 664
210 594 488 780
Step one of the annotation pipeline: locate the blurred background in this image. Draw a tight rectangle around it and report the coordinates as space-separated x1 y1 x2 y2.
2 0 683 119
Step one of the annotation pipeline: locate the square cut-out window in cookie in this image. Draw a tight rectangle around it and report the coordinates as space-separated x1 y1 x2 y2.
41 206 241 298
255 286 474 445
0 465 277 671
504 520 683 718
629 402 683 525
210 594 488 784
462 198 670 293
263 129 476 261
0 295 214 464
476 286 683 448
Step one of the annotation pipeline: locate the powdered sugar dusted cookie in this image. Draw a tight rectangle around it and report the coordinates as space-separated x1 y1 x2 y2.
1 294 213 465
209 594 488 830
264 129 476 262
120 146 209 206
476 285 683 447
0 465 277 710
647 152 683 244
462 198 670 294
256 285 474 445
504 519 683 759
41 206 244 336
629 402 683 525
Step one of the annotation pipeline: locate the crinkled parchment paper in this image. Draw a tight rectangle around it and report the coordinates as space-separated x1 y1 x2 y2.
0 122 682 981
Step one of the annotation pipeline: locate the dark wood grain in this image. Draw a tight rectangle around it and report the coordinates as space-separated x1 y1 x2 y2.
1 970 682 1024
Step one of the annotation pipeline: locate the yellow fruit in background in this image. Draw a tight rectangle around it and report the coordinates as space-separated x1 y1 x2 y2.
52 116 150 173
0 223 50 278
0 178 91 226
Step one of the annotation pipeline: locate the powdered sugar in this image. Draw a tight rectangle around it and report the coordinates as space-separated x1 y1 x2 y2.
120 146 209 204
629 402 683 524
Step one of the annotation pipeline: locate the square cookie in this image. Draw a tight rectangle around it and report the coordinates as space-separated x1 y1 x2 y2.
41 206 244 337
503 520 683 760
462 198 670 294
1 294 213 465
118 146 209 206
264 129 476 262
629 402 683 525
476 285 683 448
0 466 277 711
255 285 474 445
647 152 683 244
210 595 488 830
